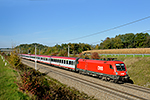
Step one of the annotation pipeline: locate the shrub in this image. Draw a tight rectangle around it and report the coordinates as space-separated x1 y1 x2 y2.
91 52 100 59
9 52 22 69
17 68 93 100
5 52 94 100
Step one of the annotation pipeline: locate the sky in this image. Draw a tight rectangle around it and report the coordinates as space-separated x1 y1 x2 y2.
0 0 150 48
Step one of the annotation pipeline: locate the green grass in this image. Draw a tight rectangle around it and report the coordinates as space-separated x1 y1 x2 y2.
0 56 30 100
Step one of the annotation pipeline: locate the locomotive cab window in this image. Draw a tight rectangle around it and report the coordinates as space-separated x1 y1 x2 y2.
115 64 125 71
110 65 113 69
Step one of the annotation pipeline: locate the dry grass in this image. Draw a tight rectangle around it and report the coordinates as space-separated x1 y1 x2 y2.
82 48 150 54
123 57 150 88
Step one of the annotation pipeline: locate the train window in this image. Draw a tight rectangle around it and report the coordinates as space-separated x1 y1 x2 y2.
116 64 125 71
69 61 73 65
110 65 113 69
72 61 74 65
69 61 71 65
66 60 68 64
64 60 65 64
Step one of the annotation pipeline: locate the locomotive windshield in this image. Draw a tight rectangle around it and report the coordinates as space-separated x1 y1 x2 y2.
115 64 126 71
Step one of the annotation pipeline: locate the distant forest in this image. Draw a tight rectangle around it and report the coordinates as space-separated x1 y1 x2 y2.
15 32 150 56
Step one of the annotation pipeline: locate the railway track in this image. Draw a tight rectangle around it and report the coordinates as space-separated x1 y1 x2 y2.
21 59 150 100
122 83 150 94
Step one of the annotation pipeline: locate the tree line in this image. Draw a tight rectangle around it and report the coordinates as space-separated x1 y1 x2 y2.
15 32 150 56
97 32 150 49
15 43 93 56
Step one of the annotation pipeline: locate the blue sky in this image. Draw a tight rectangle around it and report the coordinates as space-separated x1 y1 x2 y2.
0 0 150 48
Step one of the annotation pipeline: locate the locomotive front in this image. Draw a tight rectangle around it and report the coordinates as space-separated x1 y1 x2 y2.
113 61 130 82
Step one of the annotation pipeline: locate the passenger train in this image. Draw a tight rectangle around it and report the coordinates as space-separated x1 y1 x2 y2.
19 54 130 83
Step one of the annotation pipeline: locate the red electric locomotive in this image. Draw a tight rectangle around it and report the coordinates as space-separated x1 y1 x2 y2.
20 54 129 83
76 58 129 82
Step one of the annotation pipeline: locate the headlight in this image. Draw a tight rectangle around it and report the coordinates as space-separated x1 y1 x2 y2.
115 72 118 75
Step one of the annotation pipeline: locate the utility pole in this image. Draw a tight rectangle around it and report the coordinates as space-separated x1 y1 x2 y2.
35 45 37 70
68 45 69 57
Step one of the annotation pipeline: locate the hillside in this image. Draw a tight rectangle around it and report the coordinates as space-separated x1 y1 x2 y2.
100 55 150 88
124 57 150 87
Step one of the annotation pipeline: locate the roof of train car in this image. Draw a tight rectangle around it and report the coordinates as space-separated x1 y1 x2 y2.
20 54 51 58
51 56 77 60
78 58 124 64
20 54 77 60
35 55 51 58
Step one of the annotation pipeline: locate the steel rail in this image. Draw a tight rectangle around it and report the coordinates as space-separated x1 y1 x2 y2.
121 83 150 94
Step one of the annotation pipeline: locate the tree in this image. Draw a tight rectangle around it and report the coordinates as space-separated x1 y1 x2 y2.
144 36 150 47
134 33 149 47
100 37 113 49
116 33 135 48
95 44 99 50
112 37 124 49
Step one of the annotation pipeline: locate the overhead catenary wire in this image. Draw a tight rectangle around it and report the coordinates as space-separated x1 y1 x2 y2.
49 15 150 45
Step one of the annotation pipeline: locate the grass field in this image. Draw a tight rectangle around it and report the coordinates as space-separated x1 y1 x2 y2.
100 55 150 88
82 48 150 54
0 56 30 100
99 54 150 57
